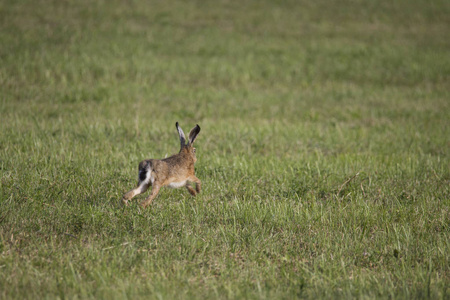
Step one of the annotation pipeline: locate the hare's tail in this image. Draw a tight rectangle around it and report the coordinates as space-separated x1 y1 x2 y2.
138 160 153 185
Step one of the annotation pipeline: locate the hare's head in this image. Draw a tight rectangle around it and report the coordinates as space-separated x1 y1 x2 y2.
176 122 201 162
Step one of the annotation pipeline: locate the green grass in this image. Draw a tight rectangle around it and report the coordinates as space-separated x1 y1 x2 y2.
0 0 449 298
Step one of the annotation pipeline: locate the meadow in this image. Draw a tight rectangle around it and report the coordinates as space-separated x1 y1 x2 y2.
0 0 449 298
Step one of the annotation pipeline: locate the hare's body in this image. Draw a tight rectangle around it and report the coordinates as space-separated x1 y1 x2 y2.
122 122 201 208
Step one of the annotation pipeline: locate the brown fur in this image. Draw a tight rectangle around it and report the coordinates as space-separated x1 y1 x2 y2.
122 122 201 208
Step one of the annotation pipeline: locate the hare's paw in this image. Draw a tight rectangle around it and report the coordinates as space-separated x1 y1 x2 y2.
186 185 197 196
139 200 151 209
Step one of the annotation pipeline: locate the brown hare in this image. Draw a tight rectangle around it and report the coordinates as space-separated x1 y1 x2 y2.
122 122 201 208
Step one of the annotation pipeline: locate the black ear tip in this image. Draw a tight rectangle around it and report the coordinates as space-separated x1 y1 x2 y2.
176 122 179 128
196 124 201 131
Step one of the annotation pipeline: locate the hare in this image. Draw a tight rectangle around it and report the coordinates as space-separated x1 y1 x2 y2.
122 122 201 208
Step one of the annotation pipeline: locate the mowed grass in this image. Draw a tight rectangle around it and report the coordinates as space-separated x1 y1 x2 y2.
0 0 449 298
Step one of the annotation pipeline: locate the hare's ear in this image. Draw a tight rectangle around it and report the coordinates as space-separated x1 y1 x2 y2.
188 124 201 145
176 122 186 147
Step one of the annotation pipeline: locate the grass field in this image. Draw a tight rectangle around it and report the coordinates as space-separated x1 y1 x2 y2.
0 0 449 298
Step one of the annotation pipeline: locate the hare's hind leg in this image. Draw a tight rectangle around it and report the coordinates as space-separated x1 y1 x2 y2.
140 185 161 208
122 181 150 206
122 163 152 206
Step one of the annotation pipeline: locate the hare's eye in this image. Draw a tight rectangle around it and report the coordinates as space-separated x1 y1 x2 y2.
193 148 196 153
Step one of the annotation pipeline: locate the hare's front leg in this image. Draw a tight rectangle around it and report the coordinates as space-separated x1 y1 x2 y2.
186 183 197 196
140 185 161 208
122 181 150 206
190 176 201 194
